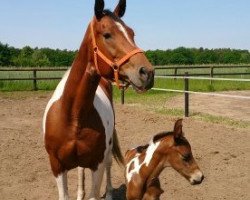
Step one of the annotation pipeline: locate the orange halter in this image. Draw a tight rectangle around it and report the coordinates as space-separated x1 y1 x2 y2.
90 19 144 89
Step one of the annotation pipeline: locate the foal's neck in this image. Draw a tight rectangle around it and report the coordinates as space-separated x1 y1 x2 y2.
138 144 166 183
146 153 165 183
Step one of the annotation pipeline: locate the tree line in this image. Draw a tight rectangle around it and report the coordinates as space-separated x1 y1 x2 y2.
0 42 76 67
1 42 250 67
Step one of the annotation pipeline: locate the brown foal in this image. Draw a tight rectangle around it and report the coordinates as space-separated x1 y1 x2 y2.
125 119 204 200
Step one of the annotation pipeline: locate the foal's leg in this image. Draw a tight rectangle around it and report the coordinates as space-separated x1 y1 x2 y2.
77 167 85 200
88 163 105 200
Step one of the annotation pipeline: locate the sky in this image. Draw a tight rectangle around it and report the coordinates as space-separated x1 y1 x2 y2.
1 0 250 51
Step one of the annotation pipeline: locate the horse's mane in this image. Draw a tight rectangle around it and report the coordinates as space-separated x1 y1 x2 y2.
102 9 127 26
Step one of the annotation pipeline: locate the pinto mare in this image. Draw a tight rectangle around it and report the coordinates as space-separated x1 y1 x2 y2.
42 0 154 200
125 119 204 200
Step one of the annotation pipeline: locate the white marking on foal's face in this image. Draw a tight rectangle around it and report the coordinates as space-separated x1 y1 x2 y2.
115 22 134 46
126 141 160 182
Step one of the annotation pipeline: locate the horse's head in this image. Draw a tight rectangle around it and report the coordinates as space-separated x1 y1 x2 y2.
90 0 154 92
162 119 204 185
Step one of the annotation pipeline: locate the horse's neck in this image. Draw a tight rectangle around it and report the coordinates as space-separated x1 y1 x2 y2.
62 30 101 118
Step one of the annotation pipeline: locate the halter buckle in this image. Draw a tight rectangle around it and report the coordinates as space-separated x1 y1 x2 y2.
113 63 119 71
93 47 98 53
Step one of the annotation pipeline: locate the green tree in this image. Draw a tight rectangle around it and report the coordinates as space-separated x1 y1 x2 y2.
31 50 50 66
0 42 11 66
13 46 34 66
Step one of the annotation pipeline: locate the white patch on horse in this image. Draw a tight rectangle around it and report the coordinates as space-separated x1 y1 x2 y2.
126 141 160 182
42 68 71 135
93 86 114 154
56 172 69 200
115 22 134 46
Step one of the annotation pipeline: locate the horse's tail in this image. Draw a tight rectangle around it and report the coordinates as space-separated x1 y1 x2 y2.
112 129 124 166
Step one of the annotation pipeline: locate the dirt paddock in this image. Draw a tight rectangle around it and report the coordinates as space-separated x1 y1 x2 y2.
0 91 249 200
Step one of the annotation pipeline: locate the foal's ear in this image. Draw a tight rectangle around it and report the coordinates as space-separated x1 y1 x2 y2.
173 119 183 138
114 0 126 18
95 0 105 20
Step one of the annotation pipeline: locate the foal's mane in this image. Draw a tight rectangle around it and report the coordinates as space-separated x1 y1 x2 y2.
134 132 172 154
153 131 189 146
136 144 149 153
152 131 173 143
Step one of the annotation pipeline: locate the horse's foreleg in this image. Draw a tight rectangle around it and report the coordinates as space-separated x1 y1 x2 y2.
105 150 113 200
89 163 105 200
55 171 69 200
49 154 69 200
77 167 85 200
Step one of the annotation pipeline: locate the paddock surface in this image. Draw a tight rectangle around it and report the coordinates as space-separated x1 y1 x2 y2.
0 91 249 200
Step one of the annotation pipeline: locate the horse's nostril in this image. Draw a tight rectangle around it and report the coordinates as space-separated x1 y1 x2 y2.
139 67 148 77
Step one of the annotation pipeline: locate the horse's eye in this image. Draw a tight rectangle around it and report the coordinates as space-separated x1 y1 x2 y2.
103 33 111 39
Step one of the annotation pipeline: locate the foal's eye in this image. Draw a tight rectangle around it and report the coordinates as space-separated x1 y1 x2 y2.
182 154 191 162
103 33 111 39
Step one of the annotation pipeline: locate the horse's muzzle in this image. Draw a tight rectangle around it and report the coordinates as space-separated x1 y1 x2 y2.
139 67 154 90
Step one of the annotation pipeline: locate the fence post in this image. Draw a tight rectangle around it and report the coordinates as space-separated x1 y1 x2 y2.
184 72 189 117
33 69 37 91
174 67 178 80
210 67 214 85
121 83 125 105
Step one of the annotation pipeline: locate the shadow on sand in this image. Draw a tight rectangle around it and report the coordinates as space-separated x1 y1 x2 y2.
102 184 127 200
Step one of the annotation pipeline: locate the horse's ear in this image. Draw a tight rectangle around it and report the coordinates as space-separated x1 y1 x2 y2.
114 0 126 18
173 119 183 138
95 0 105 20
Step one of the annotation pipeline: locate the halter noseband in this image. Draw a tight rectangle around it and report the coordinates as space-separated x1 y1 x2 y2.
90 19 144 89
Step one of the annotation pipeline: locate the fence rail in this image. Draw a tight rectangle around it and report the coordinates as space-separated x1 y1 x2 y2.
1 66 250 117
0 67 69 90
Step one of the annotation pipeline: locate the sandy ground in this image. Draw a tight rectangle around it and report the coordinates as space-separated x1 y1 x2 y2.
0 91 249 200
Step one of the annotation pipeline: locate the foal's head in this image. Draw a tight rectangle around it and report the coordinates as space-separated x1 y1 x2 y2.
90 0 154 92
156 119 204 185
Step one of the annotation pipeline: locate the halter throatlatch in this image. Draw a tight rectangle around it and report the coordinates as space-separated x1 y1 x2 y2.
90 19 144 89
